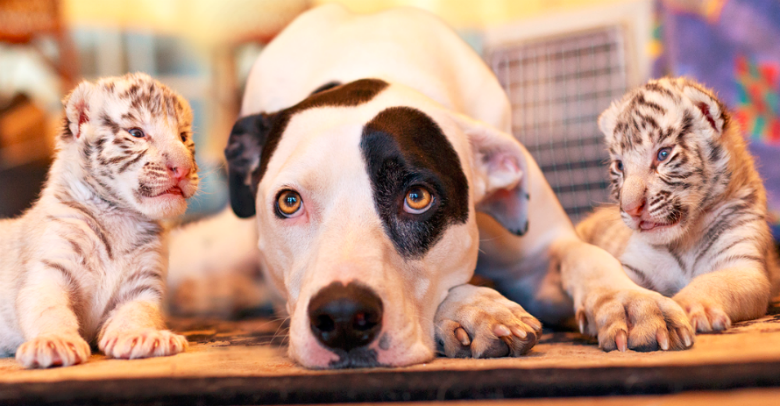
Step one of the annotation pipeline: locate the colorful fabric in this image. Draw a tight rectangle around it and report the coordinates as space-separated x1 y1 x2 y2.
654 0 780 238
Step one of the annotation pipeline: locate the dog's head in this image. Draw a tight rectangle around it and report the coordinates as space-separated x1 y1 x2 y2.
225 79 529 368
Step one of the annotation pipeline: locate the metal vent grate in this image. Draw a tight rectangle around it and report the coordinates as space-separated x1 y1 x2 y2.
486 27 629 222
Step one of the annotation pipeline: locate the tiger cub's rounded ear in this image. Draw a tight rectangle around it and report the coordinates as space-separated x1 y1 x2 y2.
174 94 194 128
63 81 95 139
598 101 622 138
679 80 726 137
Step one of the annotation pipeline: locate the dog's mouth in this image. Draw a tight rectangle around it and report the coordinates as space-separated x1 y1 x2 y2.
326 348 383 369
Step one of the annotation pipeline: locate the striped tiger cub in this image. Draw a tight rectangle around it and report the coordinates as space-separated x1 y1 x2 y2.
577 77 779 334
0 73 198 368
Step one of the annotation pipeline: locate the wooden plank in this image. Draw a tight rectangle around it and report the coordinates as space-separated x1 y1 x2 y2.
348 388 780 406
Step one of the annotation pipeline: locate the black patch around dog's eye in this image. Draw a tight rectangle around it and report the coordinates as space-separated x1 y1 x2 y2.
360 107 468 259
225 79 389 218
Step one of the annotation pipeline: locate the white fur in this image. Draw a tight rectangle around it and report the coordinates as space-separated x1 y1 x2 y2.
580 78 779 336
169 5 686 366
0 73 197 368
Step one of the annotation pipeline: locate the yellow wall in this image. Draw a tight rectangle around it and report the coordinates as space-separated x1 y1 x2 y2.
62 0 309 44
64 0 635 39
312 0 632 29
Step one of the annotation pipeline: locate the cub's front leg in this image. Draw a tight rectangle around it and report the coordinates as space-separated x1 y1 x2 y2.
435 284 542 358
557 237 695 351
98 271 187 360
15 262 91 368
578 286 694 351
674 266 771 332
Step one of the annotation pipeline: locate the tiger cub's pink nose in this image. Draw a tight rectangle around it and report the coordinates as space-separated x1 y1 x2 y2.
623 199 645 217
167 164 191 181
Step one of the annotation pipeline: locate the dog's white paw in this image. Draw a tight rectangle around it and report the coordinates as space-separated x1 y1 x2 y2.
99 329 188 360
435 285 542 358
16 333 91 368
674 293 732 333
578 288 694 352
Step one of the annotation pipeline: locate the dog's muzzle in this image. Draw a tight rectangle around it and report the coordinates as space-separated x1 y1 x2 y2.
308 282 383 352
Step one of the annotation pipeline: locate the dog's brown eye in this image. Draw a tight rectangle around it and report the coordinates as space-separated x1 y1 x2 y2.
404 186 433 214
276 190 302 217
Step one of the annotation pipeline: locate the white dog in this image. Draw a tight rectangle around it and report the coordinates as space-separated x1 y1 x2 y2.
169 4 694 368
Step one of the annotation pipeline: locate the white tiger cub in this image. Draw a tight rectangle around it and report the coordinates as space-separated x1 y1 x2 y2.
578 77 779 338
0 73 199 368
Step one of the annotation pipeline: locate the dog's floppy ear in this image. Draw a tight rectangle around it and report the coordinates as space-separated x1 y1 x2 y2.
452 114 531 236
224 113 275 218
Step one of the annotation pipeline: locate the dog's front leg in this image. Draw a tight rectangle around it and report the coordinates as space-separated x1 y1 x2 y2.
555 236 695 351
434 284 542 358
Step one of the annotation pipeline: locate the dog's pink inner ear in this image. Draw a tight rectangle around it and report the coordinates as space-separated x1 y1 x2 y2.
697 102 717 130
484 151 521 191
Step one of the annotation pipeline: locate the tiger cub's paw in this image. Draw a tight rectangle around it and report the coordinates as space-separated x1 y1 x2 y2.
16 333 91 368
99 329 188 360
673 293 731 333
579 288 695 352
435 285 542 358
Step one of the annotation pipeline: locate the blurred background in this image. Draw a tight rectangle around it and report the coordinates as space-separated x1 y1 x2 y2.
0 0 778 238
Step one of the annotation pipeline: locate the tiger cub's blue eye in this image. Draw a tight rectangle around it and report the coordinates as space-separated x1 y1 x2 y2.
615 160 623 171
128 128 145 138
657 147 672 162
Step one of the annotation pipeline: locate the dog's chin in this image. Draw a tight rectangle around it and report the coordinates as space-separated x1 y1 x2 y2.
290 334 434 369
293 345 434 370
289 340 341 369
376 340 434 367
324 348 382 369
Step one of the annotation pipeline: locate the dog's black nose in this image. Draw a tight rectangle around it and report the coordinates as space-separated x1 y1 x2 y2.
308 282 383 352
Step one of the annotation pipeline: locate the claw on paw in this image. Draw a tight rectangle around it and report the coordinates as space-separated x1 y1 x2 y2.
15 334 91 369
656 329 669 351
584 289 695 353
435 286 542 359
509 325 527 339
680 299 732 333
576 309 588 335
99 329 188 360
455 327 471 346
615 329 628 352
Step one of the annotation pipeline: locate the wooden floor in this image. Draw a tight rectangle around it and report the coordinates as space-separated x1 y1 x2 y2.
2 304 780 405
353 389 780 405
